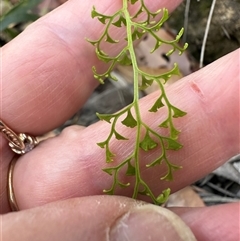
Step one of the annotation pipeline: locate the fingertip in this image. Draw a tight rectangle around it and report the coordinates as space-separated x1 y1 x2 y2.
173 202 240 241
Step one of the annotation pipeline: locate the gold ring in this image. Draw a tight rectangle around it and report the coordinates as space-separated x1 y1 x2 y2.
7 155 19 211
0 120 38 155
1 119 39 211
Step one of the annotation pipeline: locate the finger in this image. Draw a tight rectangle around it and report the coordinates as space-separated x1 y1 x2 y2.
14 49 239 209
0 0 182 212
1 0 182 135
173 202 240 241
2 196 196 241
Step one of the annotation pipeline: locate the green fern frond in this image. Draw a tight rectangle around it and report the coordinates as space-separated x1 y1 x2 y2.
87 0 188 205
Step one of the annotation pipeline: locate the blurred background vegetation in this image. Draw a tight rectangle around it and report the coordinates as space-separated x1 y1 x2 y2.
1 0 42 45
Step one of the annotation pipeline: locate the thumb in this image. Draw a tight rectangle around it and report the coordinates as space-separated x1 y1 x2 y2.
3 196 196 241
109 202 196 241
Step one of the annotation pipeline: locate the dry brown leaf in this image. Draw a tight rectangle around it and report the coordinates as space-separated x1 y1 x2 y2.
135 29 191 76
166 186 205 208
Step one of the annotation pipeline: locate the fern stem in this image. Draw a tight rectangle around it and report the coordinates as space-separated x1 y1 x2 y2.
123 0 142 199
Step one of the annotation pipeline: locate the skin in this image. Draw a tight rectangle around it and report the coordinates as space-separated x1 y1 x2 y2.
0 0 239 240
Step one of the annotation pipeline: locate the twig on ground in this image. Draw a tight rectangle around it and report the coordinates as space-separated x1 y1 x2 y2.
199 0 217 68
183 0 191 43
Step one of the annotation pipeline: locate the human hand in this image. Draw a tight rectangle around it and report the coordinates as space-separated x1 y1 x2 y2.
1 0 239 240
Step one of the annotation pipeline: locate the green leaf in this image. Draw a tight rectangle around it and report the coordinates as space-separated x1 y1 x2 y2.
97 56 112 63
151 41 162 53
96 49 113 63
128 0 138 4
91 6 99 18
106 34 119 43
91 6 110 24
94 75 105 84
161 164 181 181
98 17 107 24
106 149 115 163
118 52 132 66
165 138 183 150
121 110 137 128
103 188 114 195
96 50 108 60
112 15 126 27
1 0 12 16
96 49 108 57
102 167 114 175
97 141 106 148
156 188 171 204
176 28 184 42
118 181 130 188
146 156 164 167
126 160 135 176
179 43 189 55
132 7 144 19
172 164 182 171
170 63 181 76
149 96 164 112
140 131 158 151
3 28 19 40
97 113 114 123
150 9 168 31
150 8 162 18
86 38 98 46
139 75 153 90
171 106 187 118
132 28 145 41
170 126 181 140
161 168 173 181
166 48 175 56
159 119 168 128
109 72 118 81
157 64 180 84
160 8 169 22
0 0 41 31
98 16 108 24
114 131 128 140
138 187 149 196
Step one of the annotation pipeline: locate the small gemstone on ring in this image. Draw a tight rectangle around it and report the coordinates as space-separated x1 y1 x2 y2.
24 143 35 153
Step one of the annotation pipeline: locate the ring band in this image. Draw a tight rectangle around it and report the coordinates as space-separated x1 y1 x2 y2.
1 119 39 211
7 155 19 211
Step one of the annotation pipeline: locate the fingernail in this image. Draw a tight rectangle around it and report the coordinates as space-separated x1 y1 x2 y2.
109 204 196 241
